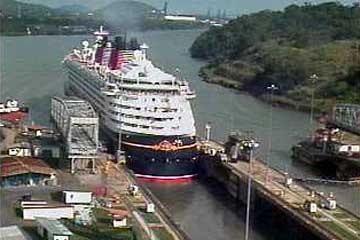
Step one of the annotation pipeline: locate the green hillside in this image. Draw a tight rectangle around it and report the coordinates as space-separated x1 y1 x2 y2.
0 0 54 17
191 2 360 111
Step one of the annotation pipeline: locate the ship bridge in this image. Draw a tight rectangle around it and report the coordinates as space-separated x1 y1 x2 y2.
51 97 99 173
332 104 360 135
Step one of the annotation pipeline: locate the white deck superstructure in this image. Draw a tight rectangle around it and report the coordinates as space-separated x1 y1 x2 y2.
63 27 196 138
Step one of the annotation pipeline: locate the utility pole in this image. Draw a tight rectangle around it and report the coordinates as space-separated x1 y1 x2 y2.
265 84 278 185
243 138 260 240
205 123 211 141
163 1 168 16
309 74 318 132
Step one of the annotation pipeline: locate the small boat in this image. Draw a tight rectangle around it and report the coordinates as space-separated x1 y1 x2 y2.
0 99 29 124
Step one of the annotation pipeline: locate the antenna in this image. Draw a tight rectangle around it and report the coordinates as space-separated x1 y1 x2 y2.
124 32 127 50
163 1 168 15
17 3 22 19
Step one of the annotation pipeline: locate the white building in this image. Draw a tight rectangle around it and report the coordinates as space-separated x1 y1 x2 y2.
113 216 128 228
22 205 74 220
8 143 32 157
36 218 73 240
164 15 197 22
63 191 92 204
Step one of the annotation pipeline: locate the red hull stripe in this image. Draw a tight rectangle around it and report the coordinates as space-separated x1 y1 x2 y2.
122 141 198 151
135 173 197 182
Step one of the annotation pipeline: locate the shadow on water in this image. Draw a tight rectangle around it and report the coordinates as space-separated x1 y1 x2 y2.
27 94 61 126
196 177 321 240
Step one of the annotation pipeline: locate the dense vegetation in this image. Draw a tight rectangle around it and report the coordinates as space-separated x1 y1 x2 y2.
190 2 360 110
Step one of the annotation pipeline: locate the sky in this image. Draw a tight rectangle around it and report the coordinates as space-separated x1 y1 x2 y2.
21 0 359 16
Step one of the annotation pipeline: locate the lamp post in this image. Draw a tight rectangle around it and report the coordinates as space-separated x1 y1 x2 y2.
265 84 278 185
205 123 211 142
309 74 318 132
243 138 260 240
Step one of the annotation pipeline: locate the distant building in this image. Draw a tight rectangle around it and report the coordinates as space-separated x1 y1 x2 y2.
59 25 88 34
36 218 73 240
0 157 56 187
0 225 28 240
164 15 197 22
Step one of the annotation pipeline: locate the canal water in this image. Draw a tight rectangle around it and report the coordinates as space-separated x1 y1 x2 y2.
1 30 359 239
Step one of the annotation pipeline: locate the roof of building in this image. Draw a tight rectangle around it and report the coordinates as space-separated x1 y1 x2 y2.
53 97 97 118
0 226 28 240
36 218 73 236
0 157 55 178
22 204 73 209
27 124 47 131
109 209 129 219
8 142 32 149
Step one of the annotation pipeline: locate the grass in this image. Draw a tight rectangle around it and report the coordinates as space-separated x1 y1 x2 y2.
142 212 161 224
152 227 174 240
322 221 360 240
331 211 352 219
347 220 360 230
14 206 22 218
62 208 135 240
63 220 134 240
72 234 90 240
93 208 112 226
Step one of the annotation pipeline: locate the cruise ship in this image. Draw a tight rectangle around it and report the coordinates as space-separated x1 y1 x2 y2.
63 27 198 180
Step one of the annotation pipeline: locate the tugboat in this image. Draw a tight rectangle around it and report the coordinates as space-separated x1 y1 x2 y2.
292 122 360 180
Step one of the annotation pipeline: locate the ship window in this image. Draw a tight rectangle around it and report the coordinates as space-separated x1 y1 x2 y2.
152 98 156 102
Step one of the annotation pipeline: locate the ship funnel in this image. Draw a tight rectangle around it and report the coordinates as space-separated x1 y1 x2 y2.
140 43 149 59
